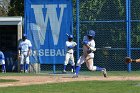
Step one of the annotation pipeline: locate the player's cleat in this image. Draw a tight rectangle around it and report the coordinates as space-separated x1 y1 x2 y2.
102 68 107 77
72 73 78 78
71 69 74 73
2 71 5 73
25 70 28 73
20 70 24 73
72 75 78 78
2 70 6 73
62 70 67 74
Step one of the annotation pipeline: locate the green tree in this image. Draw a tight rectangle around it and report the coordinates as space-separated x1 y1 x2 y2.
8 0 24 16
0 6 7 16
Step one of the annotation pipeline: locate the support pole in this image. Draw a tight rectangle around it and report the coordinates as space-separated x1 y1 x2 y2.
76 0 80 61
53 64 56 74
126 0 131 72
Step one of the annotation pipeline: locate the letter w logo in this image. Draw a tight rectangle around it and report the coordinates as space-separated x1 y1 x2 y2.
31 4 67 45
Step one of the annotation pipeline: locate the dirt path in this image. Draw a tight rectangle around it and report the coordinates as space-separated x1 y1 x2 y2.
0 75 140 87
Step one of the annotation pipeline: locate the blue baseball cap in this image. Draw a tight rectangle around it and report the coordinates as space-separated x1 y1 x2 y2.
87 30 95 37
23 34 27 39
23 34 27 37
68 35 73 39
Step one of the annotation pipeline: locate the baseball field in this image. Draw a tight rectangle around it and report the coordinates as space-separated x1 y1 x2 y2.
0 71 140 93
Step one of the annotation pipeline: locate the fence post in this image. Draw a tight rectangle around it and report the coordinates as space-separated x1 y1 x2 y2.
126 0 131 72
76 0 80 61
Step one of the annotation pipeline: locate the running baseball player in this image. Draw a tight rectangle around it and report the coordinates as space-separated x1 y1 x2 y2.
0 50 6 73
73 30 107 78
63 34 77 73
18 34 32 73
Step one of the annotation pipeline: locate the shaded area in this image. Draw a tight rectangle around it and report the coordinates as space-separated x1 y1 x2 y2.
0 79 18 83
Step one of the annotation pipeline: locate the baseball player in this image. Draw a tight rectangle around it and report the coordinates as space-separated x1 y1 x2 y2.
0 50 6 73
73 30 107 78
18 34 32 73
63 35 77 73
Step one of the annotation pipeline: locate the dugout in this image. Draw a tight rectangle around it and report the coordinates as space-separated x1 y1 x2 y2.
0 17 22 72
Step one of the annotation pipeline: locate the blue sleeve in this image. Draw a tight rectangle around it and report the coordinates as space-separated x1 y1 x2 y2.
83 40 88 45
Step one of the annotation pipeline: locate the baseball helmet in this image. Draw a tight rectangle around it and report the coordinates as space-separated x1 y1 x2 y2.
23 34 27 39
23 34 27 37
68 35 73 39
87 30 95 37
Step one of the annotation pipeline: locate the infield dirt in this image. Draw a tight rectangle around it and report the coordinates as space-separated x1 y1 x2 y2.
0 75 140 87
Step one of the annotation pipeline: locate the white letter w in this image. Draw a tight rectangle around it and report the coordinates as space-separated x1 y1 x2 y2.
31 4 67 45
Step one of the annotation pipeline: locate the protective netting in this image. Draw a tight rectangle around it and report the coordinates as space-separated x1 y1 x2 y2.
38 0 140 72
3 0 140 73
75 0 140 71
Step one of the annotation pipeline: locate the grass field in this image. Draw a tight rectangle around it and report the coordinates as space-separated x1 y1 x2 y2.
0 81 140 93
0 79 18 83
0 71 140 93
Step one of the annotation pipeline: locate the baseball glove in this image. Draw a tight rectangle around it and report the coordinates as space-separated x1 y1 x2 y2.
125 57 132 64
72 42 77 47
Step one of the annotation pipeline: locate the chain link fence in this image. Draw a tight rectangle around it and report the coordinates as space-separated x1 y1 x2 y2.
38 0 140 73
2 0 140 73
76 0 140 71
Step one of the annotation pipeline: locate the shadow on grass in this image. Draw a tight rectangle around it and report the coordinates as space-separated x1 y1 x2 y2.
0 79 19 83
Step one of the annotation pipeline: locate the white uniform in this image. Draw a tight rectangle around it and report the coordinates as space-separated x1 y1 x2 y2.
76 36 97 71
18 39 32 64
0 51 5 65
64 41 77 66
83 36 95 58
73 31 107 78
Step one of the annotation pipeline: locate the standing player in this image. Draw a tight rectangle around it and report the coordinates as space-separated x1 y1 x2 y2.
0 50 6 73
63 35 77 73
18 34 32 73
73 30 107 78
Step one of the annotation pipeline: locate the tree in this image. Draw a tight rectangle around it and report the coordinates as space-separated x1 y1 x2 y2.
0 6 7 16
8 0 24 16
0 0 10 16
